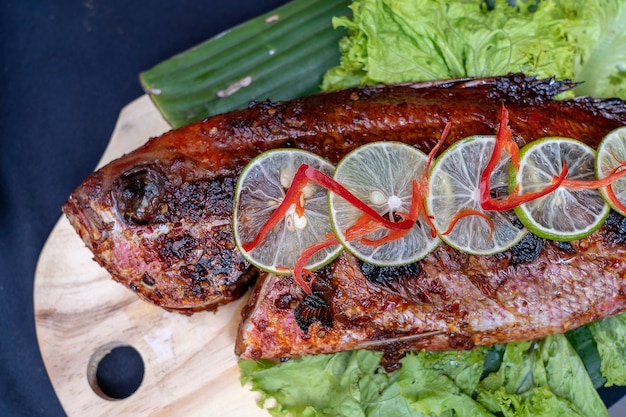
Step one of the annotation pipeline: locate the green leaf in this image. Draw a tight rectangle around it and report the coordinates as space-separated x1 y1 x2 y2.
239 351 420 417
322 0 579 91
476 335 609 417
589 312 626 386
566 325 606 388
540 335 608 417
140 0 351 128
571 0 626 99
397 349 495 417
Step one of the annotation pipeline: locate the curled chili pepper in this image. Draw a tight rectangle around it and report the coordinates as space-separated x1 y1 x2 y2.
479 104 568 212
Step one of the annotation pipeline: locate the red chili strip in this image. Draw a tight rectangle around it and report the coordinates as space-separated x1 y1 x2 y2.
605 149 626 215
479 105 568 212
561 167 626 190
291 234 339 295
482 166 569 211
361 218 427 245
241 165 310 252
344 213 387 243
419 122 452 237
426 122 451 172
562 165 626 214
360 179 424 246
441 207 494 241
607 181 626 214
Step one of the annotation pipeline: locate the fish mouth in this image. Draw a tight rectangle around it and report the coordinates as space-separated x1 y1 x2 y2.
62 170 114 250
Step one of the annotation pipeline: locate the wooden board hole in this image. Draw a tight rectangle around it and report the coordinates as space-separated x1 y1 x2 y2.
87 342 145 400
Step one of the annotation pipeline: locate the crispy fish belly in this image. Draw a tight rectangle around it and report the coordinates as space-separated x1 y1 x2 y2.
236 218 626 360
63 74 626 314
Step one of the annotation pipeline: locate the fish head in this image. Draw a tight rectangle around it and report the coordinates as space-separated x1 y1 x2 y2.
62 143 257 314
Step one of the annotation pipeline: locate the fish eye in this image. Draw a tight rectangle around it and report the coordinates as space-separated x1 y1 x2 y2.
113 165 165 225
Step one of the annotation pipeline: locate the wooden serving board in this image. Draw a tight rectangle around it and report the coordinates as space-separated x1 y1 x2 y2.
34 95 268 417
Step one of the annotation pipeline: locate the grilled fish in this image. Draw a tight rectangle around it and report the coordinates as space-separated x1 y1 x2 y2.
63 74 626 314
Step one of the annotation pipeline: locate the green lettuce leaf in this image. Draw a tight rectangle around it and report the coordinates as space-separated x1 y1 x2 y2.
240 336 608 417
322 0 579 91
321 0 626 101
240 349 494 417
397 349 494 416
571 0 626 98
589 312 626 386
476 335 608 417
239 351 420 417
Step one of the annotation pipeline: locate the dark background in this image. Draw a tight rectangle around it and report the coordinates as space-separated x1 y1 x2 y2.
1 1 291 416
2 1 625 416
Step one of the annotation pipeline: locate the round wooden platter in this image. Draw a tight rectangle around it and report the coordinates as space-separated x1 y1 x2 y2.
34 95 268 417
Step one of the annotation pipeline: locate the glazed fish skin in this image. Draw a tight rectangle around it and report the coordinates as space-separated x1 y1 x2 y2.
236 222 626 360
62 74 626 313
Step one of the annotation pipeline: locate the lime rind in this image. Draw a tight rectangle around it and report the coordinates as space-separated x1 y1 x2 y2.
596 126 626 217
329 141 440 266
426 135 527 255
233 148 342 274
513 137 610 242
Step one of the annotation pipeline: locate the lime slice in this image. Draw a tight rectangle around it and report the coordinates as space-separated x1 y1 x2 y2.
513 137 610 241
233 149 342 274
426 135 527 255
596 126 626 216
329 141 440 266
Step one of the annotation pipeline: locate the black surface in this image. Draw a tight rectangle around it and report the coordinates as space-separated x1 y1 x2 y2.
95 345 144 400
2 1 626 416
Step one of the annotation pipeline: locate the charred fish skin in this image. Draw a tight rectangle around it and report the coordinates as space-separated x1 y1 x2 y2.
236 227 626 361
63 74 626 313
